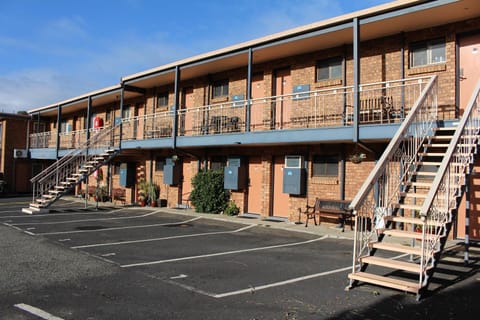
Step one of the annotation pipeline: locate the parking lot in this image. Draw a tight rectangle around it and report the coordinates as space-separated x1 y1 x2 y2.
1 197 479 319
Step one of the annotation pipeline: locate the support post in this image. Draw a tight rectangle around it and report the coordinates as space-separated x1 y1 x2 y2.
464 174 470 265
246 48 253 132
353 17 360 143
55 104 61 159
119 87 124 149
173 65 180 149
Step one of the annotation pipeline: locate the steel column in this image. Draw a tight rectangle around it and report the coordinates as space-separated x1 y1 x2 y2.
353 18 360 143
173 65 181 149
119 87 124 149
55 104 61 158
246 48 253 132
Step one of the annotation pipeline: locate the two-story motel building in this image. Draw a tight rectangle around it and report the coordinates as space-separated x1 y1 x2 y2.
26 0 480 242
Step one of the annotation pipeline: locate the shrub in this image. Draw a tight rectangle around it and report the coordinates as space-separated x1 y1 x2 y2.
224 201 240 216
190 169 230 214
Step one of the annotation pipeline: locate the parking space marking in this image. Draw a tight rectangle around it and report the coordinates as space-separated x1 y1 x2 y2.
212 266 352 298
10 208 159 226
37 216 202 236
14 303 64 320
0 208 124 219
121 235 329 268
71 224 255 249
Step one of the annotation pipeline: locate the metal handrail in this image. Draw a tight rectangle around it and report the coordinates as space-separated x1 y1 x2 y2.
417 80 480 285
349 75 438 210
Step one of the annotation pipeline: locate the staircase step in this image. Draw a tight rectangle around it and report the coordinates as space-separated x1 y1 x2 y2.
411 171 437 176
360 256 421 273
416 161 441 166
396 203 422 211
348 272 421 293
419 152 445 157
433 127 456 131
60 181 72 185
382 229 436 240
66 177 78 181
42 194 55 199
424 143 449 148
386 216 444 227
49 190 62 194
370 242 422 255
403 181 431 188
400 191 428 198
71 173 84 177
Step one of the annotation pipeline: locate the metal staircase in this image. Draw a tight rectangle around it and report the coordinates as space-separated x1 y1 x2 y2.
347 76 480 299
23 124 121 214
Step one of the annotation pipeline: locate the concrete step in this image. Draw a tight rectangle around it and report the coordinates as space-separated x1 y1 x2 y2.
360 256 421 273
348 272 421 294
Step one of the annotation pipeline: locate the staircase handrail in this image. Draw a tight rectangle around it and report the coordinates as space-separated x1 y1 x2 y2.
349 75 438 211
421 79 480 218
30 124 119 184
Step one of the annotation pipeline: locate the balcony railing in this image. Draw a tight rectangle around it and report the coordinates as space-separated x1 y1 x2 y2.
29 77 433 149
29 131 57 149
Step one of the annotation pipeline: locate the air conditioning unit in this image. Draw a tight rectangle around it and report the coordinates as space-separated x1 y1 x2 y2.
284 155 304 168
14 149 28 159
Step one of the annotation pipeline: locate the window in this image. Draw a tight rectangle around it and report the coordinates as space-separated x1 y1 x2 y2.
210 156 227 170
410 38 446 68
113 163 121 175
122 106 131 119
316 57 343 81
212 79 229 98
155 157 165 172
157 92 169 107
312 155 338 177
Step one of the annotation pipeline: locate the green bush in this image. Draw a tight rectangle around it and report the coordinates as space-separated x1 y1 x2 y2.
224 201 240 216
190 169 230 214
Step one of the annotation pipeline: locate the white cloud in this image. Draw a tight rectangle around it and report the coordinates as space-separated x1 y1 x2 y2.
0 68 91 112
41 16 89 40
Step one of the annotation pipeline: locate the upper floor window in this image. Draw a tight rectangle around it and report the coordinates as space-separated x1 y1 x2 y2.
157 92 169 107
410 38 446 68
312 155 338 177
155 157 165 171
122 106 131 119
316 57 343 81
212 79 229 98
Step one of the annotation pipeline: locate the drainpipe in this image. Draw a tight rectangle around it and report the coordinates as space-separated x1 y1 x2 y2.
246 48 253 132
353 17 360 143
172 65 180 150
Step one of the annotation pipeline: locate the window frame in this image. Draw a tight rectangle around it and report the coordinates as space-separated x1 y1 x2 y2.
312 155 339 177
316 57 343 82
155 157 165 172
157 91 169 108
409 38 446 68
212 79 229 99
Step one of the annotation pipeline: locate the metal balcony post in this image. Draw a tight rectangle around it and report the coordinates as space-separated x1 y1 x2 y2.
353 17 360 143
246 47 253 132
173 65 180 149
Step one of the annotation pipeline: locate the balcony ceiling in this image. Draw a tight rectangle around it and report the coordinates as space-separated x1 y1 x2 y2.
30 0 480 115
124 0 480 88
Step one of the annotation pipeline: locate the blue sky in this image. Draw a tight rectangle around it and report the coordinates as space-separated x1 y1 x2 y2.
0 0 391 112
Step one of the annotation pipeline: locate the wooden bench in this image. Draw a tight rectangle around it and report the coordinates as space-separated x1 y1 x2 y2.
112 188 126 205
298 198 353 231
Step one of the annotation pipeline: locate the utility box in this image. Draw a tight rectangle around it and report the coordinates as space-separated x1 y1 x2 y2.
283 155 306 195
163 158 180 185
119 163 135 187
224 157 246 190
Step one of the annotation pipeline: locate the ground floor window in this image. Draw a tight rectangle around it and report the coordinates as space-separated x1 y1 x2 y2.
312 155 338 177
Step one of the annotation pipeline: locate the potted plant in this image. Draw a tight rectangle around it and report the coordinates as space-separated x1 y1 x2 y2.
147 182 160 207
138 180 148 207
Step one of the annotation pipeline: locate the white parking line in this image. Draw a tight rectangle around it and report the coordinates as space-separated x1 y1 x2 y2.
14 303 64 320
212 266 352 298
10 209 160 226
121 235 329 268
37 217 202 236
71 224 255 249
0 209 124 219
